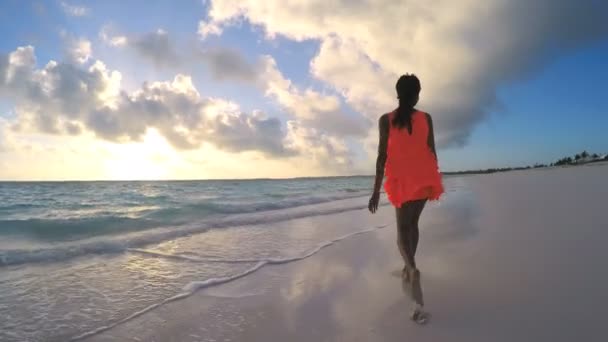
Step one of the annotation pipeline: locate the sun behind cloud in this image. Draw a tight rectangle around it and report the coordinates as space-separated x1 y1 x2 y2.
102 128 179 180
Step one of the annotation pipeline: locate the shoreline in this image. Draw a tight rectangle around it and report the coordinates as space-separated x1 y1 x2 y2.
86 164 608 342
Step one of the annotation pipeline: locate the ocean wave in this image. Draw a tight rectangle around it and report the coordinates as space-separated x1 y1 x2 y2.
0 199 389 267
146 191 370 217
0 191 371 243
69 224 388 341
0 216 166 241
0 203 46 211
129 223 387 265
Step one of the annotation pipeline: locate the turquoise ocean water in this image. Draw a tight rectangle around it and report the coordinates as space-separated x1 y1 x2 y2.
0 176 459 341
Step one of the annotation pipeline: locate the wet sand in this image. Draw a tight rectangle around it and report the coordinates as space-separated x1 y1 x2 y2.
86 163 608 342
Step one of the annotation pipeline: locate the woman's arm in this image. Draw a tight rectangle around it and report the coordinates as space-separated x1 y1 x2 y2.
369 114 389 213
425 113 438 160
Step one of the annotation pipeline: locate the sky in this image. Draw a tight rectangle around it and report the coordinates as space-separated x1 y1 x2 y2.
0 0 607 180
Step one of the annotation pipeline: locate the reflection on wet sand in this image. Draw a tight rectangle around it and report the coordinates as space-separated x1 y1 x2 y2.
85 184 481 342
89 166 608 342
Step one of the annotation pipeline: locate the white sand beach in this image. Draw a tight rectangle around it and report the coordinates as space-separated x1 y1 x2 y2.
80 162 608 342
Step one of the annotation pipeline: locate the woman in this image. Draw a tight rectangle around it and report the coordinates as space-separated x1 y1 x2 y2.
368 74 444 324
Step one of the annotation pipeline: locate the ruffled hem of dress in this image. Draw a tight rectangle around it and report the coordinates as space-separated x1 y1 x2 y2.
384 178 444 207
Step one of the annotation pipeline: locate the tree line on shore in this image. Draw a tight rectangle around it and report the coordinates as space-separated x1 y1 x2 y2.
444 151 608 175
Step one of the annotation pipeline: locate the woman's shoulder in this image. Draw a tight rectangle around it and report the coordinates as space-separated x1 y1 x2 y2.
378 113 390 131
379 111 395 123
413 109 432 121
413 108 428 115
381 109 399 121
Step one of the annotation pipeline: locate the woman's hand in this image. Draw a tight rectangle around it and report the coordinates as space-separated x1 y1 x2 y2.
370 114 388 215
368 191 380 214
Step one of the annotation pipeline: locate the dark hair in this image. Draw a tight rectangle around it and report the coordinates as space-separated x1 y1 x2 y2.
393 74 421 133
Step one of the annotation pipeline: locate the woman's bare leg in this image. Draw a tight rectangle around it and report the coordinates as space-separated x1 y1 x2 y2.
410 199 427 255
395 204 415 276
396 199 428 310
395 199 427 269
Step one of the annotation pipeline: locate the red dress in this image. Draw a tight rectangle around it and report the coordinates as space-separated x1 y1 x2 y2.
384 110 444 207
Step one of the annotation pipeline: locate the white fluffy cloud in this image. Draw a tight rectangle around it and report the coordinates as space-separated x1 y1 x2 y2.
259 56 369 137
201 0 608 147
0 45 361 171
284 121 353 171
100 28 369 138
66 38 92 64
0 46 288 156
198 20 223 40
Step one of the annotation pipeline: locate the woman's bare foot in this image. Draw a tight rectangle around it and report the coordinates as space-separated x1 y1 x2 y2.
410 305 430 324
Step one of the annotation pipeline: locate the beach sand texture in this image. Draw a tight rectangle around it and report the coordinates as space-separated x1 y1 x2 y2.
84 163 608 342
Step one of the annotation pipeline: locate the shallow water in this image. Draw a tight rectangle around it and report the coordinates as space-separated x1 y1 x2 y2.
0 175 464 341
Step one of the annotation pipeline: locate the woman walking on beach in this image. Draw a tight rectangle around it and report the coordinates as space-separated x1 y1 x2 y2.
368 74 444 324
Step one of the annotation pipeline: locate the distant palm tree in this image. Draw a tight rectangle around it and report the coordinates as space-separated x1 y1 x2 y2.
581 151 589 159
575 154 581 161
592 153 599 159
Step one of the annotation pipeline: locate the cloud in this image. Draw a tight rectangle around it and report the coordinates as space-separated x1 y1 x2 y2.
99 26 127 47
284 121 354 171
65 37 92 64
0 46 292 157
130 29 180 67
206 110 293 156
0 120 12 152
102 28 369 138
259 56 369 137
102 28 254 80
197 46 259 82
60 1 89 17
100 27 178 64
0 45 363 172
198 20 223 40
201 0 608 148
